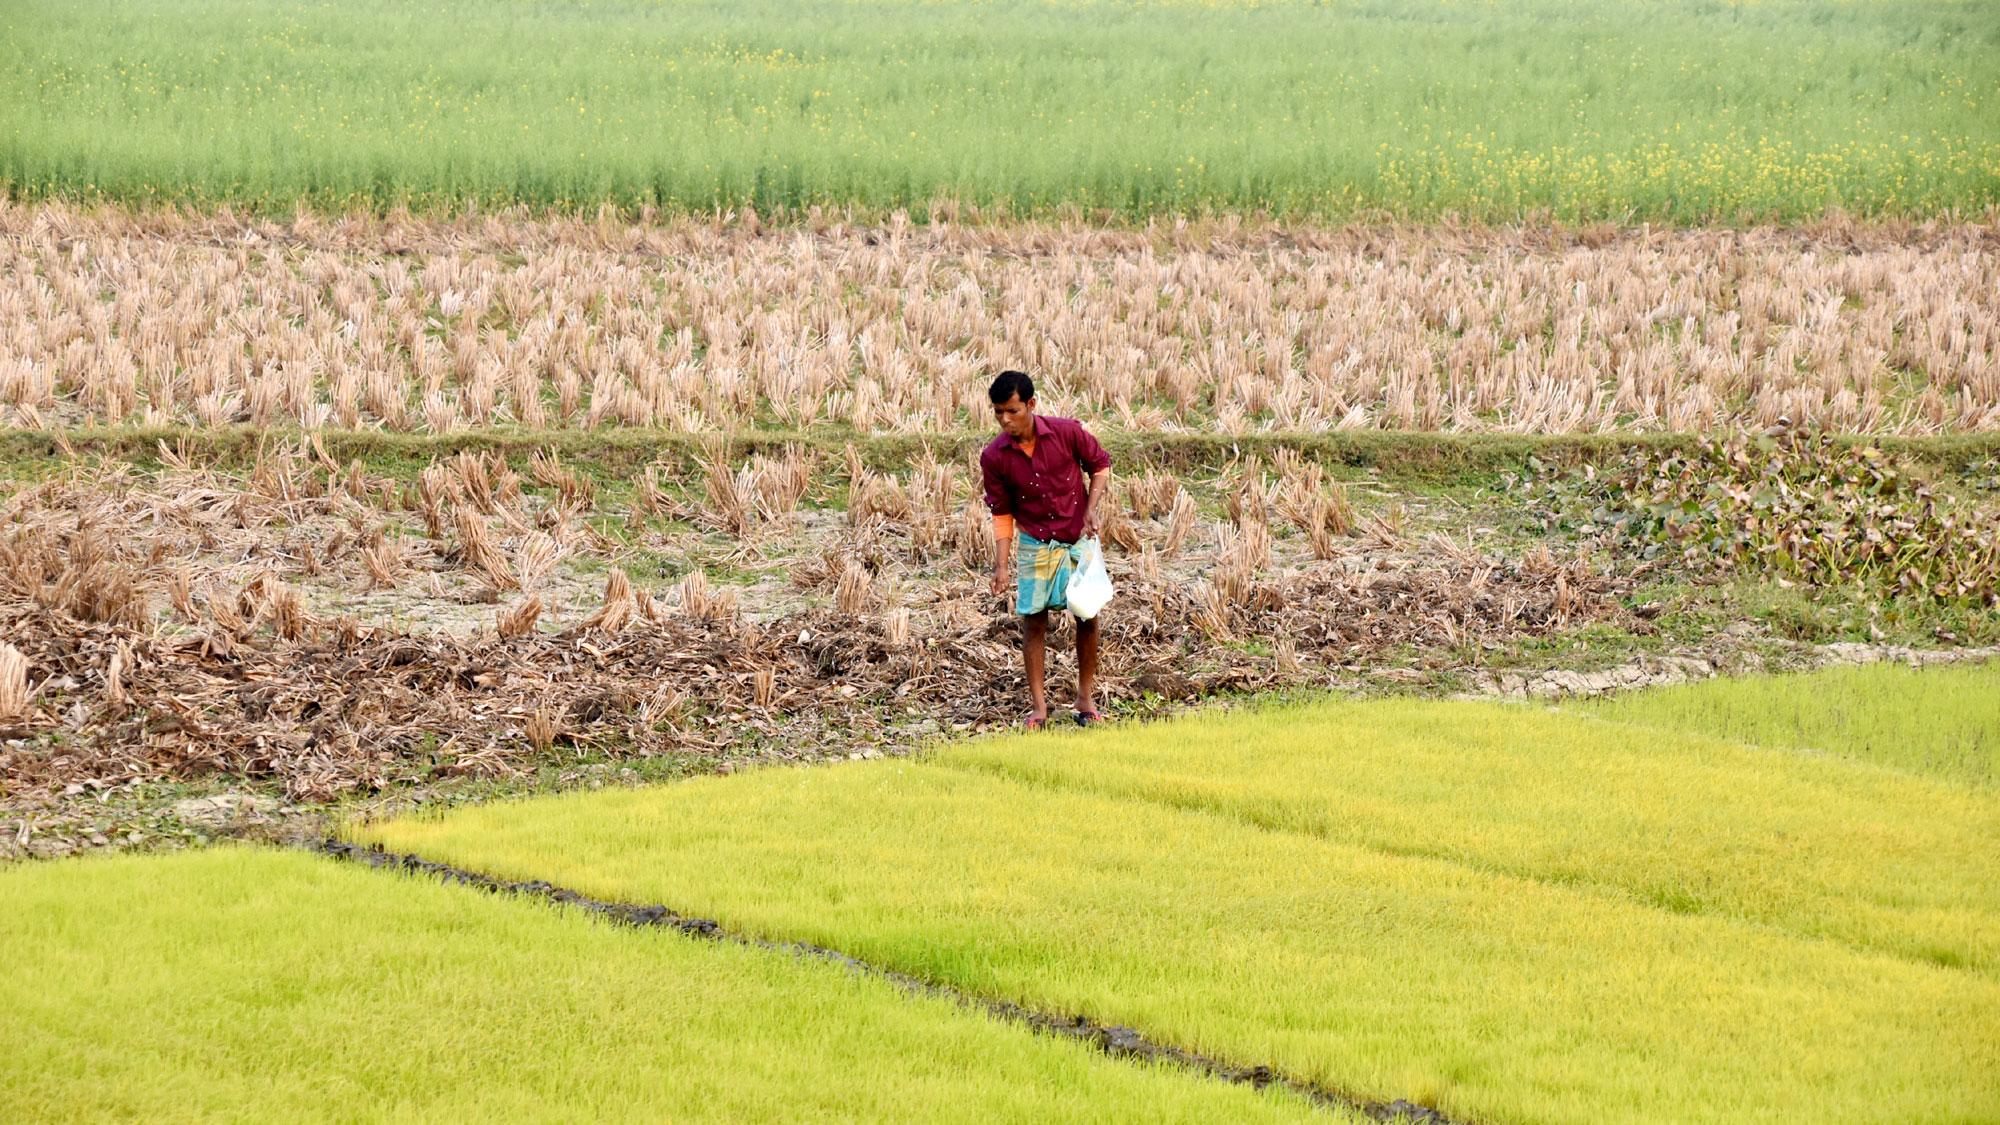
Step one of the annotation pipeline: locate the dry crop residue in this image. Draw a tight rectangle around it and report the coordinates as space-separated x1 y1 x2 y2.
0 442 1626 825
3 203 1997 435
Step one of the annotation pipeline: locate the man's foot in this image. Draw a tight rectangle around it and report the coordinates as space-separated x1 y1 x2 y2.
1023 712 1047 731
1073 709 1106 727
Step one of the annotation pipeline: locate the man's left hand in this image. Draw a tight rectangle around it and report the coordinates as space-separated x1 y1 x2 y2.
1081 511 1101 539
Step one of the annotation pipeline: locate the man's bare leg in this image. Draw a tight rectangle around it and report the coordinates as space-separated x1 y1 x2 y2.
1023 610 1050 723
1076 615 1100 716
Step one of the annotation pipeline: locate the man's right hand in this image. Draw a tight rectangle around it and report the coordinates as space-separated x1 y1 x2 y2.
990 558 1010 599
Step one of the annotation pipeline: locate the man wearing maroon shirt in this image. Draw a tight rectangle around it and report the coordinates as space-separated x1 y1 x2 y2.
979 370 1113 730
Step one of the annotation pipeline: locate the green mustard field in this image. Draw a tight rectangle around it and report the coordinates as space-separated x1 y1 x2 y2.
4 0 1996 218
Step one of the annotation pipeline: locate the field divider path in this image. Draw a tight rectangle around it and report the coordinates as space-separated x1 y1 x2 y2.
312 838 1460 1125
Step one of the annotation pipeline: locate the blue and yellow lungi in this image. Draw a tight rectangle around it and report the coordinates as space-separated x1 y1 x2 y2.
1015 531 1085 616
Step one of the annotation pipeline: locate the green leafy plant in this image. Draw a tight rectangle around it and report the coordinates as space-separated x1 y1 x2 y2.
1517 434 2000 607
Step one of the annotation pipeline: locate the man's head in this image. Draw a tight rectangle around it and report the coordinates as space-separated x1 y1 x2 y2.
989 370 1036 440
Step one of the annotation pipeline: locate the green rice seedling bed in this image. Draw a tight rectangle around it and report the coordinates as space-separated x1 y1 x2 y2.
0 848 1324 1123
354 760 2000 1123
942 696 2000 974
1584 660 2000 785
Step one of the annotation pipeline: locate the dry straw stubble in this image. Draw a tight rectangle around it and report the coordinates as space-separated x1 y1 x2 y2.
3 204 1997 437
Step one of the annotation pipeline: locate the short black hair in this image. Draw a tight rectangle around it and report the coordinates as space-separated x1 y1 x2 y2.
989 370 1034 405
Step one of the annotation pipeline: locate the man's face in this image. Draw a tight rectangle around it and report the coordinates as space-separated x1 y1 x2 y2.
993 394 1035 440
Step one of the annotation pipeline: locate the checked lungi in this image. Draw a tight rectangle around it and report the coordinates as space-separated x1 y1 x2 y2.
1014 531 1085 616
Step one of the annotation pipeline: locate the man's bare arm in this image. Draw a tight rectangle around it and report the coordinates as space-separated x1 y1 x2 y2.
1081 468 1112 538
990 515 1014 597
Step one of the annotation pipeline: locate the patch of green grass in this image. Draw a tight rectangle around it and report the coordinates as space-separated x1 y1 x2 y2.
1458 621 1665 672
1620 574 1970 654
1735 580 1879 641
1585 660 2000 786
5 0 1996 219
10 425 2000 487
353 756 2000 1123
942 697 2000 974
0 848 1323 1123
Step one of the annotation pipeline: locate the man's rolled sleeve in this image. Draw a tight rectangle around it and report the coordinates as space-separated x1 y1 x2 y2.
1075 425 1111 475
979 449 1013 517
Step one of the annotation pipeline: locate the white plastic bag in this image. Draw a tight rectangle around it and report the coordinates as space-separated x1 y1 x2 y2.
1065 538 1114 620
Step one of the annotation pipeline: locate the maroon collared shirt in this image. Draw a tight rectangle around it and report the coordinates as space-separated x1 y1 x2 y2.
980 414 1112 544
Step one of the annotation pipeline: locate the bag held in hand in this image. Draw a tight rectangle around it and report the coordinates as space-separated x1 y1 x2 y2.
1065 537 1114 620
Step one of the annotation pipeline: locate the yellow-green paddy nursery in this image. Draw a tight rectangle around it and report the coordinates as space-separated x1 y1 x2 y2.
18 663 1994 1122
1584 660 2000 786
355 664 2000 1124
0 848 1325 1123
945 692 2000 974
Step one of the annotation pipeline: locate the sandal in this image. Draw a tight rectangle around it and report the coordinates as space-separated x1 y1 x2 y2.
1023 713 1046 731
1073 709 1106 727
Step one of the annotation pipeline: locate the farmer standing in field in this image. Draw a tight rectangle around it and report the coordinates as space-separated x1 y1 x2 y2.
980 370 1113 730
